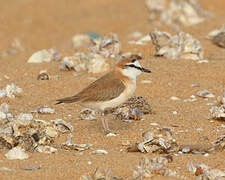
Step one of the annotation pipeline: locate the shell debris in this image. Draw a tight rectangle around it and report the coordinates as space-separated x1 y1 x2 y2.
133 156 185 179
188 161 225 179
210 91 225 120
27 48 61 63
146 0 212 28
0 83 22 98
61 134 92 151
111 96 152 121
150 30 203 60
72 34 93 49
207 25 225 48
60 52 109 74
89 33 121 58
81 168 124 180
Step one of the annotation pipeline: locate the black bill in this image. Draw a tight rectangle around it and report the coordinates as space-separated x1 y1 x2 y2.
141 67 151 73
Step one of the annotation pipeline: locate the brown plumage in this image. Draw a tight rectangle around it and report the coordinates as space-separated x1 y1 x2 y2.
56 71 126 104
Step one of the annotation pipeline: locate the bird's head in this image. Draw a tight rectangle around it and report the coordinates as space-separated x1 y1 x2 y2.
117 54 151 80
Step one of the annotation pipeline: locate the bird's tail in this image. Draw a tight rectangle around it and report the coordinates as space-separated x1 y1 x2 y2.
55 96 80 105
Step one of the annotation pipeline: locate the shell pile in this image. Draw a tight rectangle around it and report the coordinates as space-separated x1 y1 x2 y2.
146 0 212 28
150 30 203 60
207 25 225 48
89 33 121 58
60 52 109 73
111 96 152 121
133 156 184 179
210 91 225 120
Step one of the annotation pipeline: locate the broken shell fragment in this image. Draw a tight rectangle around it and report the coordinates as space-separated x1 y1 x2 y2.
5 147 29 160
60 52 109 73
133 156 180 179
36 145 57 153
61 134 92 151
79 108 96 120
33 106 55 114
210 105 225 120
90 149 108 155
51 119 73 132
72 34 92 49
45 127 58 138
188 161 225 179
197 89 215 98
207 25 225 48
128 128 178 154
150 30 203 60
37 72 49 80
81 168 123 180
89 33 121 58
28 48 61 63
212 32 225 48
112 96 152 121
0 83 22 98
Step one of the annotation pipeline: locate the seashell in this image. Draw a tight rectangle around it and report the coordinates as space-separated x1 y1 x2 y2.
90 149 108 155
45 127 58 138
210 105 225 120
187 161 225 179
89 33 121 58
27 48 61 63
150 30 203 60
5 147 28 160
0 83 22 98
72 34 92 49
37 72 49 80
35 145 57 153
51 119 73 132
212 32 225 48
61 134 92 151
33 106 55 114
197 89 215 98
207 25 225 39
60 52 109 73
16 113 33 126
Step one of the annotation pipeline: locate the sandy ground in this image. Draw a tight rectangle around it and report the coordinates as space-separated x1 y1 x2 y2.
0 0 225 179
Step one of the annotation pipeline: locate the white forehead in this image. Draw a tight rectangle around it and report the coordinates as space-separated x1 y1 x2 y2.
126 60 142 67
133 60 141 67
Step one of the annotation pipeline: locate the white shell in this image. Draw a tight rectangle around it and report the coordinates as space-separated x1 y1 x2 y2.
28 48 60 63
5 147 28 160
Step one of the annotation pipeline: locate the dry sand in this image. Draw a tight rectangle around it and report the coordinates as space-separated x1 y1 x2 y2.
0 0 225 179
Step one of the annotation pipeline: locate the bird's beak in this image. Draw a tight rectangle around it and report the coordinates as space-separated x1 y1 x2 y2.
141 67 151 73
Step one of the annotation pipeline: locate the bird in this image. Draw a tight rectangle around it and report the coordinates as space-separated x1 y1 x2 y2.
56 55 151 134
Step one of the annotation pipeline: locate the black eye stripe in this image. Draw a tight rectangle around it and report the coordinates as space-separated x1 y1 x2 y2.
125 64 142 71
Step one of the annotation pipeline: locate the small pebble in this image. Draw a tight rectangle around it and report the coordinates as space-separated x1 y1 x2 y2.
141 80 152 84
197 60 208 63
121 140 130 146
106 132 117 137
191 84 200 87
173 111 178 115
150 122 159 126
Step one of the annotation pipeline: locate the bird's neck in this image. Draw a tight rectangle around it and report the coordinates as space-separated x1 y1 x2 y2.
114 68 137 84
